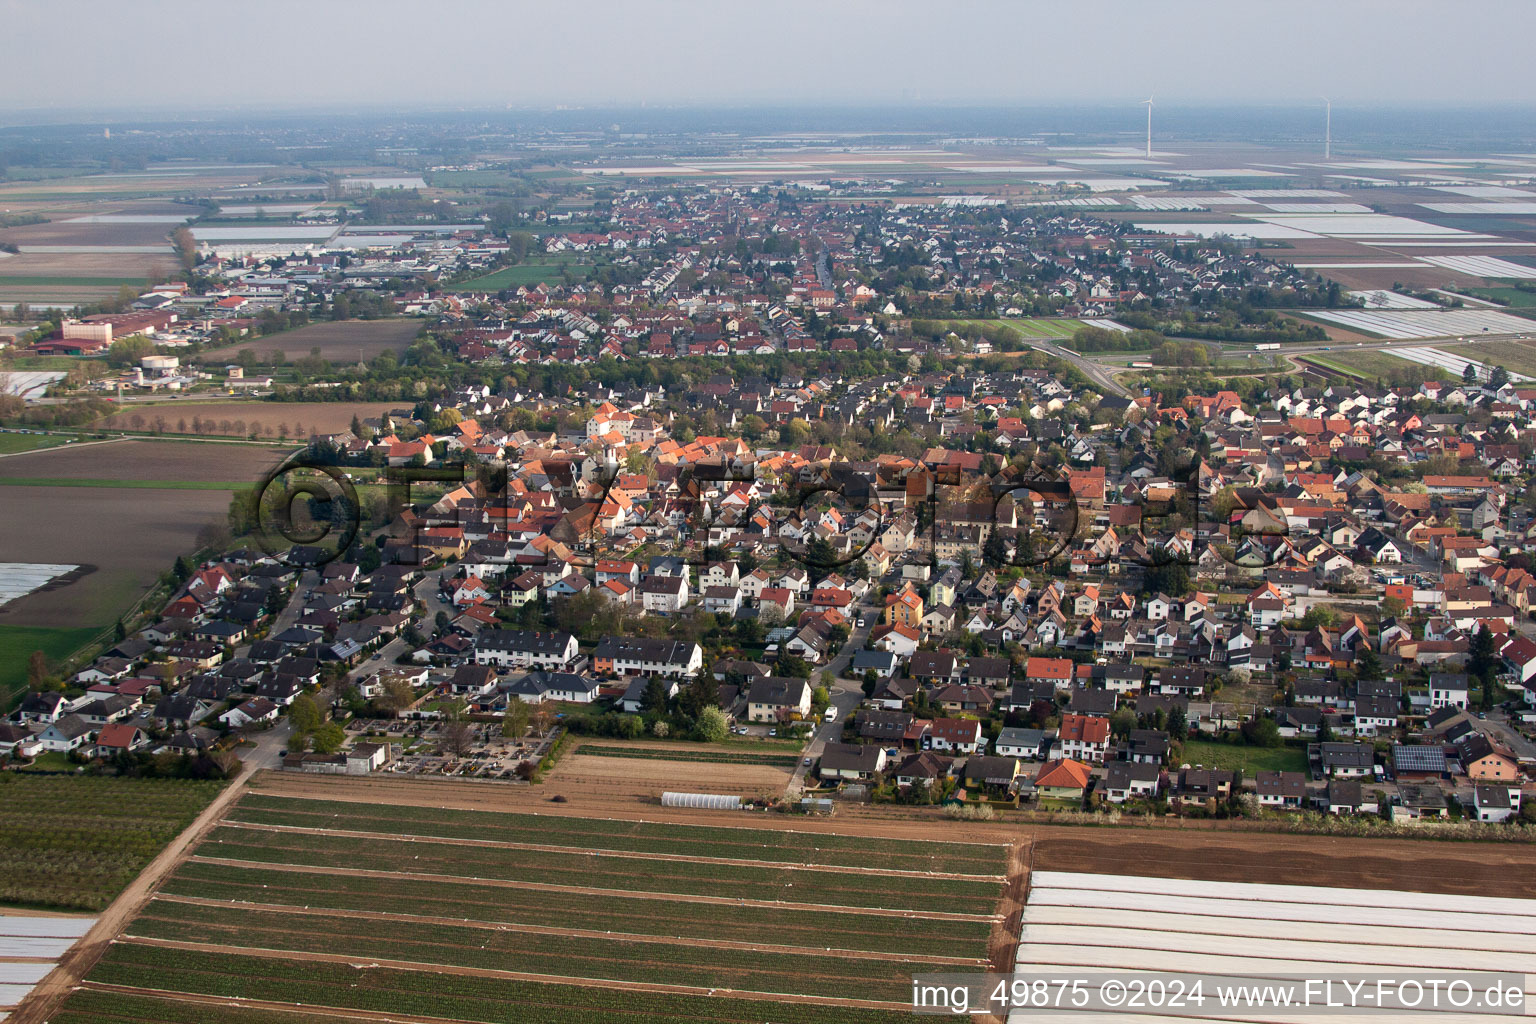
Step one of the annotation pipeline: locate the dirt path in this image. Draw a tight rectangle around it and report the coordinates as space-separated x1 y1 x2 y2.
216 819 1002 880
145 893 981 966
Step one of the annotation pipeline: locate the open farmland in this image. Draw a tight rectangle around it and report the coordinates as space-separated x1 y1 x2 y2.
193 318 423 365
1014 871 1536 1022
1293 349 1427 381
0 775 223 912
1444 338 1536 377
37 790 1017 1023
0 439 281 484
1301 307 1536 339
98 400 407 438
550 750 793 799
571 742 802 767
0 442 281 634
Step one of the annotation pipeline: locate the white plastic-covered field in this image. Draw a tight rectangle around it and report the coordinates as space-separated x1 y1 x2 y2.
1420 202 1536 215
1303 308 1536 339
1434 185 1536 198
1237 213 1471 237
1012 871 1536 1023
1131 197 1211 211
1347 290 1441 310
1227 189 1345 198
1260 202 1373 214
1385 346 1531 382
0 563 79 609
1133 222 1320 240
1419 254 1536 280
0 913 93 1016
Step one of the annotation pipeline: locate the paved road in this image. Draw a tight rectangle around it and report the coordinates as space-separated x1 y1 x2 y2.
1480 711 1536 760
1026 337 1133 397
784 605 877 795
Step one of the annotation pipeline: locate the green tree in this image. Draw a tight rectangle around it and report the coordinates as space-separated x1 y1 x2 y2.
288 694 322 735
1166 704 1188 742
311 722 345 754
381 677 417 715
695 705 729 743
502 700 532 739
1240 714 1281 748
1109 707 1137 739
1463 360 1479 385
641 677 671 715
1356 647 1382 681
1468 623 1499 709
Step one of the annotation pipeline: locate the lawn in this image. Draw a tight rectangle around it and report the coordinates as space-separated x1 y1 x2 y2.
1180 739 1308 774
944 317 1084 341
0 624 101 709
0 774 223 910
460 258 596 291
0 432 69 454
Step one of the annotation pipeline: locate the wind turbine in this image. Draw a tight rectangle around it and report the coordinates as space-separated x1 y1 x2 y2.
1142 96 1154 158
1321 96 1332 160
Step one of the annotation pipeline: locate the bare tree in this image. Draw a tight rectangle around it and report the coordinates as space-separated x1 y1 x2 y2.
439 715 474 758
381 676 417 715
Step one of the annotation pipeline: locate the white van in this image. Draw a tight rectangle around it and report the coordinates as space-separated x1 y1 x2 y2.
823 706 837 723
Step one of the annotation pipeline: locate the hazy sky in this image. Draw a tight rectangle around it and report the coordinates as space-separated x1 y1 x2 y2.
5 0 1533 114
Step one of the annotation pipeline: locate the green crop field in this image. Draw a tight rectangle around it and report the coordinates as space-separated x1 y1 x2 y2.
163 861 990 956
78 945 921 1024
226 794 1008 874
53 792 1010 1022
1180 739 1309 774
944 317 1083 340
573 743 801 767
1460 287 1536 307
0 275 147 287
460 258 596 291
198 826 1001 911
0 624 101 709
0 774 223 910
130 901 914 1001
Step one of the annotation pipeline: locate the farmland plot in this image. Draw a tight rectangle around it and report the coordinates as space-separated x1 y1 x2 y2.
47 791 1016 1023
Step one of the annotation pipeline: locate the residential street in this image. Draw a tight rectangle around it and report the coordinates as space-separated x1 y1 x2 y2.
785 602 876 795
